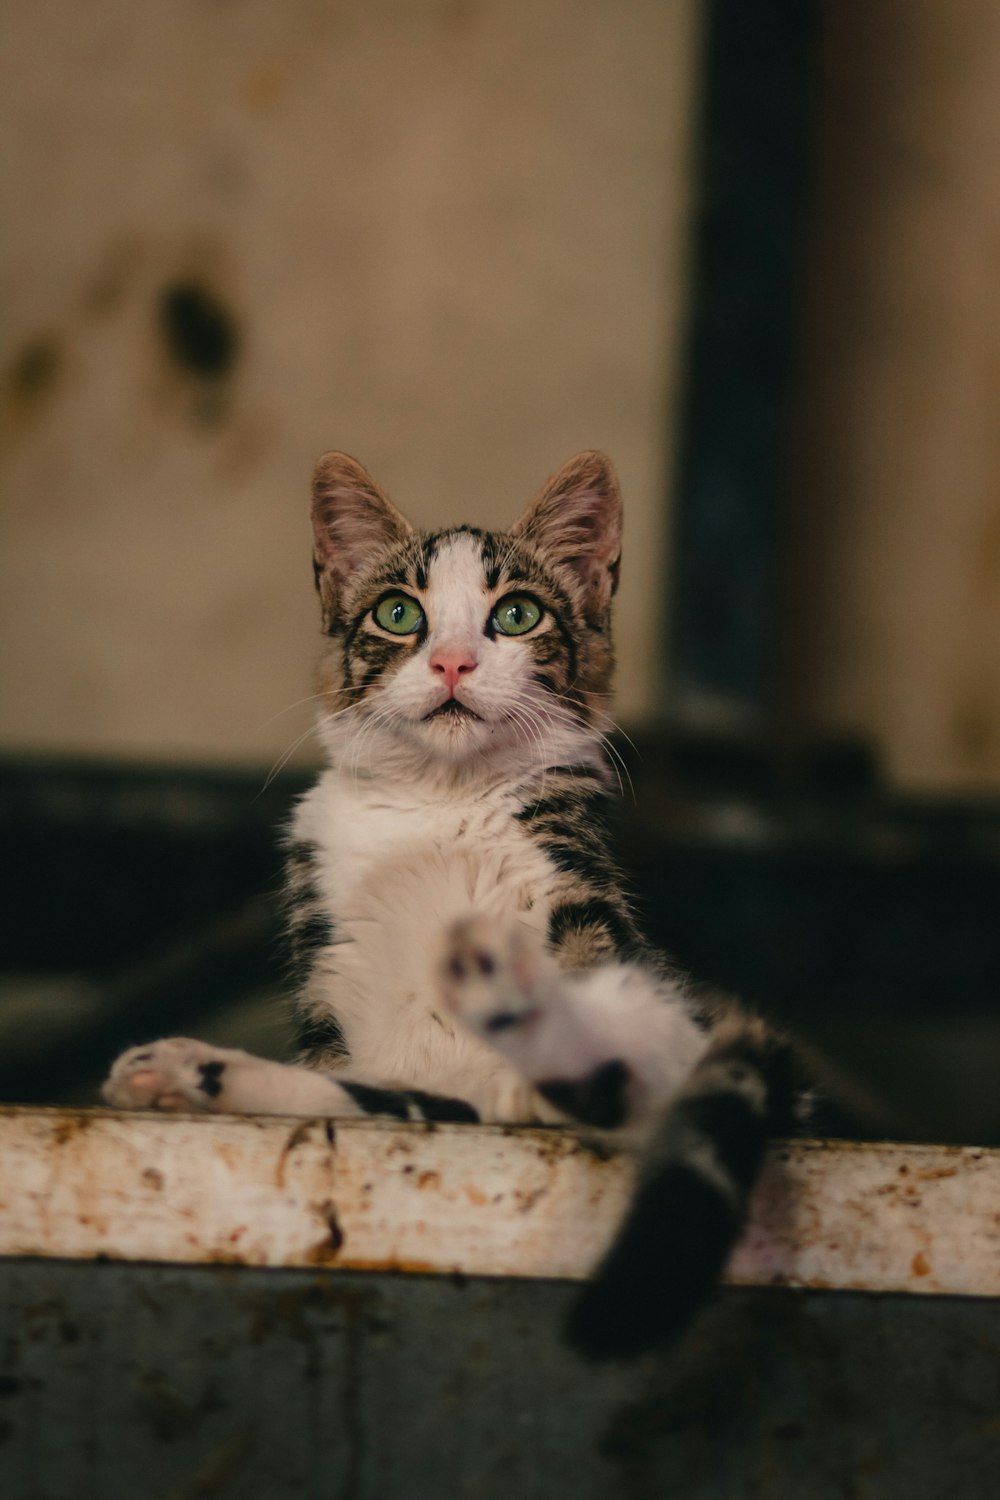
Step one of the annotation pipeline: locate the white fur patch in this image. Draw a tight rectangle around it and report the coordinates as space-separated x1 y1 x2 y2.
293 768 561 1118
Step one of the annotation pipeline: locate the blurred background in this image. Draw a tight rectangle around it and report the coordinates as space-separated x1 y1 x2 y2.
1 0 998 1138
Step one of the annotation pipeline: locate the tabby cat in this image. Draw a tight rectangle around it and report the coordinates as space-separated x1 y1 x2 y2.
103 450 794 1358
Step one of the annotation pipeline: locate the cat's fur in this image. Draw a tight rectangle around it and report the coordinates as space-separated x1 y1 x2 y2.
103 450 794 1358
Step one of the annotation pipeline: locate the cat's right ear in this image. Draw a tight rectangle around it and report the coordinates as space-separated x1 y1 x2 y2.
512 451 623 625
311 453 412 616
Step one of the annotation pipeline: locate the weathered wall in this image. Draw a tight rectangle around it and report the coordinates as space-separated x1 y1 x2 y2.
785 1 1000 792
0 0 700 764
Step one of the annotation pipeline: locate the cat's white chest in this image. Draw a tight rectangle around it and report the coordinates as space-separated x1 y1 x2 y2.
297 771 552 919
290 771 557 1103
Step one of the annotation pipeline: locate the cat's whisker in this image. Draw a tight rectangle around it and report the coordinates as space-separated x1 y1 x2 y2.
324 701 381 790
343 707 381 788
254 690 329 732
586 702 642 764
257 721 322 799
504 687 587 750
504 705 550 789
501 694 555 767
589 728 632 802
359 703 399 782
504 687 637 804
506 698 573 770
259 696 365 799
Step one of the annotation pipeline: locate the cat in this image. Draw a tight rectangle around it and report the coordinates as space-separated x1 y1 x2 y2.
102 449 794 1358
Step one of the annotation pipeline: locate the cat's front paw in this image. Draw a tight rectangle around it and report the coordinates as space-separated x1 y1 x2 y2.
439 915 546 1040
102 1038 232 1112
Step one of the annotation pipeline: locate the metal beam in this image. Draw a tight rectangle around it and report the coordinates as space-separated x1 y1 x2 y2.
2 1108 996 1299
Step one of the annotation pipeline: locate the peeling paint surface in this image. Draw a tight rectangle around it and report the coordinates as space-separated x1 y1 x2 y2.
0 1108 997 1297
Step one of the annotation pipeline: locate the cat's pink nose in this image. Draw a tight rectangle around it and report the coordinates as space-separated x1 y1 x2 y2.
430 650 478 693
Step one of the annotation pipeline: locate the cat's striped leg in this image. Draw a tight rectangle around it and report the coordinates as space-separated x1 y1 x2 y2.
102 1038 479 1122
566 1014 794 1358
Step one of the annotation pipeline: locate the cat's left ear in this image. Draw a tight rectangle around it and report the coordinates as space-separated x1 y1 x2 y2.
311 452 413 618
513 451 623 621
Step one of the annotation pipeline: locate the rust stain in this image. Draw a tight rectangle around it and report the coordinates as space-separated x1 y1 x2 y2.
912 1251 932 1277
336 1255 439 1275
416 1171 441 1190
304 1199 344 1265
141 1168 165 1191
51 1116 95 1146
275 1120 316 1189
514 1184 549 1214
465 1185 487 1206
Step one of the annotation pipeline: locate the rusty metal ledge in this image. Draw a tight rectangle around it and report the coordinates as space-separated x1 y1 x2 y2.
0 1107 996 1297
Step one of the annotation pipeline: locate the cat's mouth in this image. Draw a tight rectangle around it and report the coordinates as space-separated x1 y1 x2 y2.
423 699 483 723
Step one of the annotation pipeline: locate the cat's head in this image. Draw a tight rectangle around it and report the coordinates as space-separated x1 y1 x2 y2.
310 451 622 771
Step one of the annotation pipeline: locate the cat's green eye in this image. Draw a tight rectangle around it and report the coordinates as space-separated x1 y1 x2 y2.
374 593 424 635
492 593 542 636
